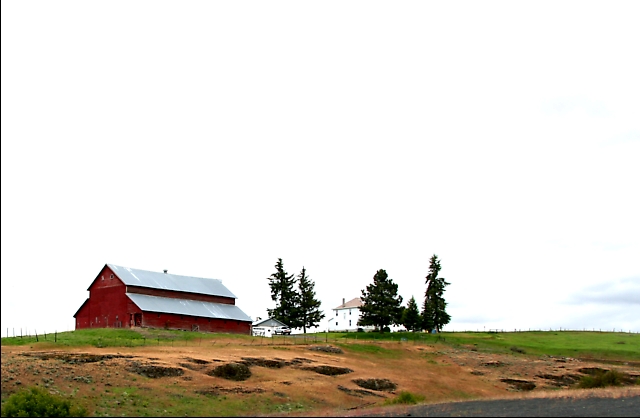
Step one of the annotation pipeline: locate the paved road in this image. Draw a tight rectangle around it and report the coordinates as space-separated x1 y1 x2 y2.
361 396 640 417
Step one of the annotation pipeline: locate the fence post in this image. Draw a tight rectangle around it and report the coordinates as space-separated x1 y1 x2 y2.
55 331 57 343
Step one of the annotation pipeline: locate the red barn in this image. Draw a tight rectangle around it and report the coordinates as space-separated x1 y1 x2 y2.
74 264 252 334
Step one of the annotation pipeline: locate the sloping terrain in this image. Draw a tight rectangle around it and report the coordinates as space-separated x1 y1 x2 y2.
1 337 639 416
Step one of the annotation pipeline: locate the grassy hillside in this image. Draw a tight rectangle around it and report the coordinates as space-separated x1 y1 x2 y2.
339 331 640 361
4 329 639 361
2 329 639 417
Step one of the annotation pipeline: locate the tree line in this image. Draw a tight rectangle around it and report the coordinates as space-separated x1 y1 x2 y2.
266 254 450 333
359 254 451 332
266 258 325 333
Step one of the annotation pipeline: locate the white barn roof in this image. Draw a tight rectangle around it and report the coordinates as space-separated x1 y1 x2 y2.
126 293 252 322
108 264 237 299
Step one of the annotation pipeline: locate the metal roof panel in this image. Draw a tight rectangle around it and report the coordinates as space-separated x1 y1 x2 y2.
109 264 237 298
126 293 252 322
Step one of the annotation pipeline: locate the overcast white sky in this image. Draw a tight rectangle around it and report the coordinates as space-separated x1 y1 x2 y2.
2 1 639 337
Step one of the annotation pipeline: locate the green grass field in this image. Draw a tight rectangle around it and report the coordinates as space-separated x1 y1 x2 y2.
3 328 638 361
338 330 640 361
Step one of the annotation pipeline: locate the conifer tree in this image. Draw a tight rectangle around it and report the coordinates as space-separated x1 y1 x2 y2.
358 269 403 332
421 254 451 332
402 296 422 332
296 267 325 333
267 258 298 326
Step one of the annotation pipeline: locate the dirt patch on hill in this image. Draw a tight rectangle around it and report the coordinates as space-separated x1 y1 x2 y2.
20 352 135 363
195 385 266 396
308 345 344 354
338 385 387 398
301 365 354 376
352 378 397 392
2 339 639 416
207 363 252 381
125 361 185 378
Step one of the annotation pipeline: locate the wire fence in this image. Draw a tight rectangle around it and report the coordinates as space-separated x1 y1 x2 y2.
3 326 639 347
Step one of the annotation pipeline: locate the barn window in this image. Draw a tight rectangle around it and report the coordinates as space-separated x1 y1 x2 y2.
116 315 118 320
95 317 98 323
157 314 160 318
101 275 104 281
110 274 114 279
208 319 211 322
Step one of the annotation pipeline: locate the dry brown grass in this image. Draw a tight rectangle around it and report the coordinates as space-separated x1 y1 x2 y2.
2 338 638 417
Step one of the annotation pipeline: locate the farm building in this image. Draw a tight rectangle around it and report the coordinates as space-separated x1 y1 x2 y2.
327 297 382 332
328 297 366 332
251 317 290 337
73 264 252 334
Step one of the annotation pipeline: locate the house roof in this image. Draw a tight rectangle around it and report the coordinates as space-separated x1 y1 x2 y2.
126 293 252 322
333 297 363 310
252 318 289 328
103 264 237 299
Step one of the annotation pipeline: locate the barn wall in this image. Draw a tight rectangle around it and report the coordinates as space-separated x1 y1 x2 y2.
75 265 250 334
126 285 235 305
74 266 130 329
142 312 251 334
74 301 90 329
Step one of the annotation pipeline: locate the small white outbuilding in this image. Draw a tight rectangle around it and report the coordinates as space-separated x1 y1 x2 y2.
251 317 290 338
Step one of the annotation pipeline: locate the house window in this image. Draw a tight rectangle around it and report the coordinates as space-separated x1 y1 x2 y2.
349 320 351 327
335 311 338 317
349 309 352 315
336 322 338 326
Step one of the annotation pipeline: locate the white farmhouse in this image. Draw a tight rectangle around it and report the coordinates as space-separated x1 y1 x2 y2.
327 297 373 332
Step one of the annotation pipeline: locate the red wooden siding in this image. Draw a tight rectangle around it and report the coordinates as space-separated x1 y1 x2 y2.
74 265 250 334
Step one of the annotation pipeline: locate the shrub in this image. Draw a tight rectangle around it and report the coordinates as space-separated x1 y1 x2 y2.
510 346 526 354
578 369 624 389
1 386 88 417
385 391 425 405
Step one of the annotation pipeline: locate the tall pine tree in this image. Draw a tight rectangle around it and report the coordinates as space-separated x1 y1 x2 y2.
358 269 404 332
267 258 298 326
402 296 422 332
422 254 451 332
296 267 325 333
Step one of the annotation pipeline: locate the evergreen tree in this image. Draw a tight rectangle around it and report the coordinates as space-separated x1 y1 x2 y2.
358 269 404 332
296 267 325 333
402 296 422 332
421 254 451 332
267 258 298 326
